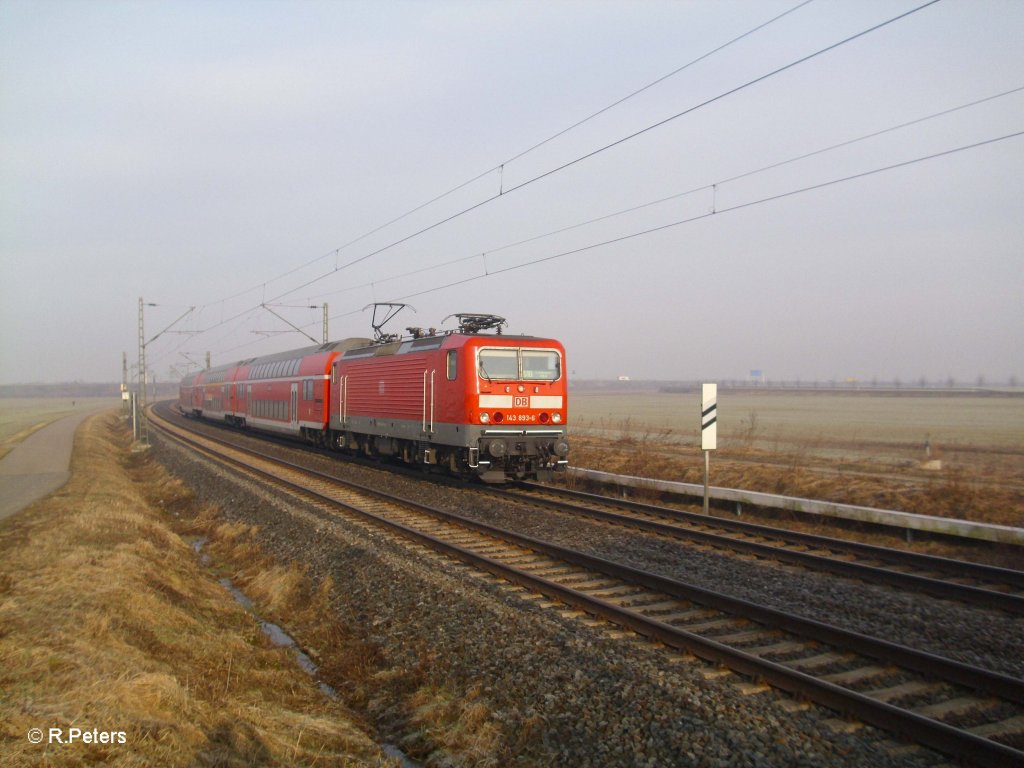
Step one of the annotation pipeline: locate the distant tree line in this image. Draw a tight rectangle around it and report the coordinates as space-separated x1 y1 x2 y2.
572 378 1021 395
0 382 178 399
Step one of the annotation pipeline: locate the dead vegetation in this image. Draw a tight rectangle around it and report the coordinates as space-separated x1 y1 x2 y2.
0 412 389 767
0 409 511 767
569 420 1024 530
181 500 506 767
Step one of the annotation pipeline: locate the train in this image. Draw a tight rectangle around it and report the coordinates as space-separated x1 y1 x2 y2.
178 312 569 482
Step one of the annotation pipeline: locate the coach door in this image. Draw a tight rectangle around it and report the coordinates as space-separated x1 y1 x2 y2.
290 383 298 426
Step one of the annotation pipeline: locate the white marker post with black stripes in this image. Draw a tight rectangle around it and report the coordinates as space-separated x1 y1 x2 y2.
701 383 717 515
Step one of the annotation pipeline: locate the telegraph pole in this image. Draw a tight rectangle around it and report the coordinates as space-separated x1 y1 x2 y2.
323 302 329 343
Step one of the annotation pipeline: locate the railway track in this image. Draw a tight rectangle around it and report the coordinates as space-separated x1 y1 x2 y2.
150 406 1024 766
494 483 1024 615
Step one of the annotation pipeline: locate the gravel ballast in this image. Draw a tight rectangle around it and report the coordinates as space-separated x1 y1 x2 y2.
152 421 962 766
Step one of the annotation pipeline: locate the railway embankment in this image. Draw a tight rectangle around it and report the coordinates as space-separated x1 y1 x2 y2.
0 412 392 767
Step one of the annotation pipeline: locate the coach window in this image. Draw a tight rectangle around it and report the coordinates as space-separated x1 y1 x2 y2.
447 350 457 381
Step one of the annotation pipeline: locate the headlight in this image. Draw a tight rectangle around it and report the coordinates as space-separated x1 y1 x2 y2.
552 412 562 423
480 412 490 424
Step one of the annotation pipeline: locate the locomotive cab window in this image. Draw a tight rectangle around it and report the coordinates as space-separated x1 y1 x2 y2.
447 350 457 381
478 348 518 380
478 348 562 381
522 350 560 381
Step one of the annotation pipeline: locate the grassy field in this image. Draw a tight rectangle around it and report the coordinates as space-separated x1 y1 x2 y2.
571 390 1024 454
568 389 1024 528
0 398 119 459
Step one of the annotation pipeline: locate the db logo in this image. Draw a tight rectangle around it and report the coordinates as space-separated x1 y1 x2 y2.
513 396 529 408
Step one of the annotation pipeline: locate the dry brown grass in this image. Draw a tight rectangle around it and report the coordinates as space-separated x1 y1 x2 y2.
569 390 1024 530
402 684 501 767
571 433 1024 529
156 438 509 766
0 412 388 767
184 506 510 768
571 434 1024 569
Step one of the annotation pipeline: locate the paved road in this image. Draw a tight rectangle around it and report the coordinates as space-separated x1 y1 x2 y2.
0 407 113 522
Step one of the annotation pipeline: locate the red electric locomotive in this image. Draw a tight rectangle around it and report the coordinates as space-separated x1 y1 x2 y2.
178 311 569 482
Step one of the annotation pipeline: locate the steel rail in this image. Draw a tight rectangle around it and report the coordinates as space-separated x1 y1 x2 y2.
520 481 1024 587
503 482 1024 613
150 407 1024 767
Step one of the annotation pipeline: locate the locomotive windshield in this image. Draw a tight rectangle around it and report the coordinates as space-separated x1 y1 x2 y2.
522 350 560 380
478 348 561 381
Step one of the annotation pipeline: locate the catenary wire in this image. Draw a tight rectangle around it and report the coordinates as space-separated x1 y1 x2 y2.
160 126 1020 364
151 1 949 365
350 130 1024 316
262 0 942 308
165 0 941 344
190 0 818 313
500 0 818 166
454 84 1024 265
265 81 1021 319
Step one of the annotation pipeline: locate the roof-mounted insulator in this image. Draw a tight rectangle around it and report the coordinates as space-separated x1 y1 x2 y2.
407 327 437 339
444 313 507 335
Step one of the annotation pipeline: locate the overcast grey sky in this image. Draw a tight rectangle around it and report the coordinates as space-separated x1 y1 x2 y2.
1 0 1021 385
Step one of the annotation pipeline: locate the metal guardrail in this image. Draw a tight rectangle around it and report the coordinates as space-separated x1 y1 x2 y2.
569 467 1024 546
